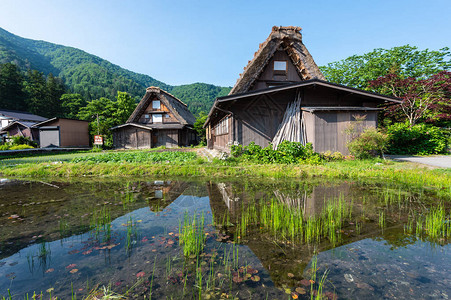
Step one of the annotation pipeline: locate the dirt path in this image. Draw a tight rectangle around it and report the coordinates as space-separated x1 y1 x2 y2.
386 155 451 168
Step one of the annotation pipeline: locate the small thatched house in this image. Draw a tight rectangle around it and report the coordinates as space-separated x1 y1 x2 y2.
204 26 400 154
111 87 197 149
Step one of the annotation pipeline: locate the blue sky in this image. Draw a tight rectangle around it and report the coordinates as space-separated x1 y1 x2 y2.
0 0 450 87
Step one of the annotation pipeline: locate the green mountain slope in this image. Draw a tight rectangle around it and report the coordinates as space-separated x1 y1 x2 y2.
0 27 230 114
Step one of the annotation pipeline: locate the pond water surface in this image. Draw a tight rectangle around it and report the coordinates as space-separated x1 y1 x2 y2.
0 178 449 299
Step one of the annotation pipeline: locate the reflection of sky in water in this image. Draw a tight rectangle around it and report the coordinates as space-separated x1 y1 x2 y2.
315 238 451 299
0 194 211 297
1 180 450 299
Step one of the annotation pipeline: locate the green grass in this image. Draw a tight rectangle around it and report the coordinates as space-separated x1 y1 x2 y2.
0 151 450 198
178 212 206 257
0 151 99 166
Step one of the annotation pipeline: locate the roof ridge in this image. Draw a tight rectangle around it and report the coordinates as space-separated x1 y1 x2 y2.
229 26 325 95
147 86 187 107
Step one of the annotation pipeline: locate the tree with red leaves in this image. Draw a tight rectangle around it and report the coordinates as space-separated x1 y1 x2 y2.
370 71 451 127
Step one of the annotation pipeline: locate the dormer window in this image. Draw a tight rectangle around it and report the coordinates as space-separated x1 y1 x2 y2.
152 100 161 110
273 61 287 75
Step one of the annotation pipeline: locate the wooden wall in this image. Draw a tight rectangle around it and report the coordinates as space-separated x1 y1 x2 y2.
212 117 232 150
232 94 290 148
311 111 377 154
154 129 179 148
38 119 89 147
113 127 151 149
250 50 302 91
58 119 89 147
114 127 197 149
138 98 179 124
208 85 382 153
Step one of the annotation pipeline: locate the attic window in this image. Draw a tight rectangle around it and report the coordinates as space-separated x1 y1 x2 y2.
152 100 161 109
153 114 162 123
273 61 287 75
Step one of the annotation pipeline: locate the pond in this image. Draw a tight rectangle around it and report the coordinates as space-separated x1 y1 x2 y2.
0 178 449 299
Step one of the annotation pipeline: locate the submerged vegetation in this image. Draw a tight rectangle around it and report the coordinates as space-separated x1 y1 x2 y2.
0 177 449 299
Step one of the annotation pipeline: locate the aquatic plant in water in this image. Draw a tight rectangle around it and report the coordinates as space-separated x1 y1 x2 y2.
179 212 206 257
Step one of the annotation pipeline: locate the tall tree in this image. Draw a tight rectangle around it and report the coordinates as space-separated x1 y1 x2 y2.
193 111 208 145
114 91 136 124
24 69 47 115
370 71 451 127
77 97 119 147
45 73 66 117
61 93 86 119
320 45 451 89
0 63 27 110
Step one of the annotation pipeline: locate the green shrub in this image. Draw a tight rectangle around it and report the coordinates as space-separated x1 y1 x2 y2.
9 144 35 150
0 144 10 151
230 141 321 164
386 123 448 155
348 128 389 159
10 136 37 148
321 151 344 161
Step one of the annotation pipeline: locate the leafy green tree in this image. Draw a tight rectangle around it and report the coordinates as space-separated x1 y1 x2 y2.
114 91 136 124
23 69 47 115
77 92 135 147
320 45 451 89
78 97 116 146
0 63 27 110
61 93 86 119
22 71 66 117
194 111 208 145
45 73 66 117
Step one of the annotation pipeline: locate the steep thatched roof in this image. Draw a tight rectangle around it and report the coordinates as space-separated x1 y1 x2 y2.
229 26 325 95
127 87 196 125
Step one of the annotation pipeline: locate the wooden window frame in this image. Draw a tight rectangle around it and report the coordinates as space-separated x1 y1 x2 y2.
273 60 287 75
214 116 229 136
152 100 161 110
152 114 163 123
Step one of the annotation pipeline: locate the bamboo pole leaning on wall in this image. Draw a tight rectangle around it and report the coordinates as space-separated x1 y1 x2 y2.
272 92 306 149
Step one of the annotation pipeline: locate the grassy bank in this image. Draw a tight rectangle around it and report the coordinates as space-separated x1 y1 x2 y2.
1 157 450 197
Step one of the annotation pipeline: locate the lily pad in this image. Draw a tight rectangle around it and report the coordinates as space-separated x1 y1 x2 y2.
295 287 306 294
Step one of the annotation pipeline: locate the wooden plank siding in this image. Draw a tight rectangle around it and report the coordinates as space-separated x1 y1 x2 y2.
154 129 179 148
113 127 151 149
312 111 377 154
250 50 303 91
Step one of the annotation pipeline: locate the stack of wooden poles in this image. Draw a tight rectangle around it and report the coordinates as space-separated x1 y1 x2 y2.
272 92 306 149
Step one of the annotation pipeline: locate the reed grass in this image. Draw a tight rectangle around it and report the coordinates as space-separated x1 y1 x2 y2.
232 194 351 246
179 212 206 257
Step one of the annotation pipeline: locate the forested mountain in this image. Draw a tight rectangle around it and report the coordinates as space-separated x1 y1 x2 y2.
0 27 230 114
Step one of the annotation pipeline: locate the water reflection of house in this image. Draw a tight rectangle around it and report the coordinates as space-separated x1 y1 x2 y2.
207 181 351 219
207 181 354 286
147 181 191 212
